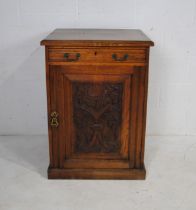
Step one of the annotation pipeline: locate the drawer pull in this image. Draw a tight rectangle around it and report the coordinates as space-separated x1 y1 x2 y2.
112 54 129 61
64 53 80 62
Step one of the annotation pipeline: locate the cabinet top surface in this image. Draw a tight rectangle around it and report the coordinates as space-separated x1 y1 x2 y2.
41 29 154 47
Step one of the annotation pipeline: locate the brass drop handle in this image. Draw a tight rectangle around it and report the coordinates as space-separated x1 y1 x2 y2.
63 53 80 62
50 111 59 127
112 54 129 61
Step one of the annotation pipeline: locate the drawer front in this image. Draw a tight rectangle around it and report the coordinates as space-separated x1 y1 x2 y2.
48 48 146 63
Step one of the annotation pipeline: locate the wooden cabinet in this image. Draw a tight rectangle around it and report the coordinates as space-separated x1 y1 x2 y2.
41 29 154 179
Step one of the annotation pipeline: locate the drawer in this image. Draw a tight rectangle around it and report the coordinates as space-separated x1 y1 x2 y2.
48 48 146 63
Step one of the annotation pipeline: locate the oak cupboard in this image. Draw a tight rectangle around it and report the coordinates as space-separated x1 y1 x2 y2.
41 29 154 179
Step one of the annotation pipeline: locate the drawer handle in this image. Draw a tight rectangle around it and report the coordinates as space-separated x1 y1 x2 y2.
112 54 129 61
63 53 80 62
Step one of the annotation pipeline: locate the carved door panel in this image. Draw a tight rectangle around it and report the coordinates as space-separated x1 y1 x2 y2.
49 65 138 169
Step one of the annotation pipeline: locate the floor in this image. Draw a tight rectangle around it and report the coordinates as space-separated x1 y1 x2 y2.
0 135 196 210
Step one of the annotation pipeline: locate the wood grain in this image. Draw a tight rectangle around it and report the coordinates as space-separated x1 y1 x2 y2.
42 29 154 179
41 29 154 47
48 48 147 63
48 167 146 180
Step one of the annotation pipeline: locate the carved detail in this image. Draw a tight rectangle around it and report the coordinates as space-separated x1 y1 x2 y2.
72 82 123 153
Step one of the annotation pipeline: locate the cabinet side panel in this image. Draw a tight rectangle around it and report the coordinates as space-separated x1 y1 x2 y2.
135 67 146 168
140 48 150 166
129 71 139 168
45 47 54 167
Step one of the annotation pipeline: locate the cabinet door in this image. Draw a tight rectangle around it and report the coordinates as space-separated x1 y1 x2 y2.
48 65 142 169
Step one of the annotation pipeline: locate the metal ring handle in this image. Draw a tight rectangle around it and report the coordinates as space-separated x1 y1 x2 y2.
112 54 129 61
63 53 80 62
